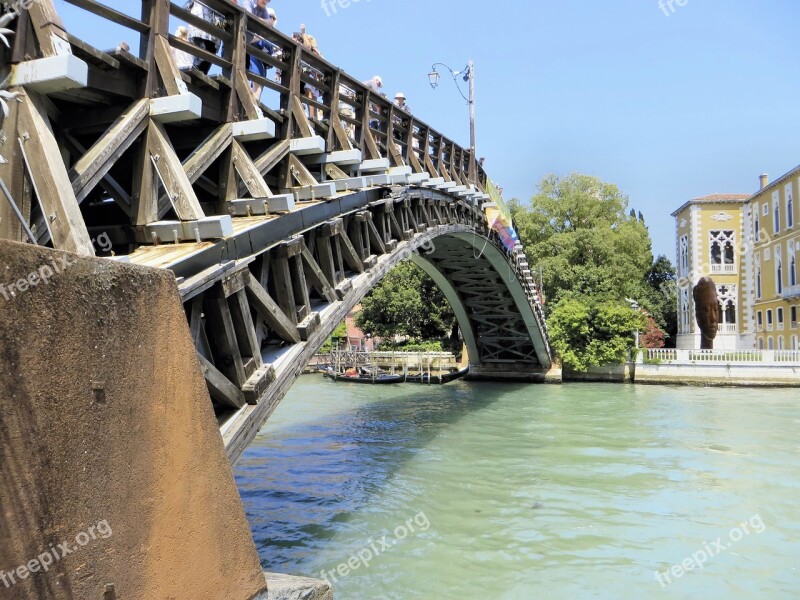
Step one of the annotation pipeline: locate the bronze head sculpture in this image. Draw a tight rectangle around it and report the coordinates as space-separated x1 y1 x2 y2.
693 276 719 350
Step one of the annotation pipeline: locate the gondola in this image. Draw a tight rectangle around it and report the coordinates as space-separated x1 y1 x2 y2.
404 367 469 384
323 370 405 384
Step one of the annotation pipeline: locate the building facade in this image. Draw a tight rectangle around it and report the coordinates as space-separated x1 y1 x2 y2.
672 194 751 350
747 168 800 351
672 166 800 351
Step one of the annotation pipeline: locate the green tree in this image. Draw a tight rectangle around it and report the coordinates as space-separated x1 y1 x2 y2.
511 173 669 365
511 173 653 307
548 298 646 371
355 261 456 343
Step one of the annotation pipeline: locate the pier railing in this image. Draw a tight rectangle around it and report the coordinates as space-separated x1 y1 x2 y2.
644 348 800 366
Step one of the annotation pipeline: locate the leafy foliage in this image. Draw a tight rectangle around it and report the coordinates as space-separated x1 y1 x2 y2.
319 320 348 353
511 173 676 368
548 298 647 371
355 261 456 343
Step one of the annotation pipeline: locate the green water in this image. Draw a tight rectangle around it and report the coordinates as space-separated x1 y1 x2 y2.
235 377 800 599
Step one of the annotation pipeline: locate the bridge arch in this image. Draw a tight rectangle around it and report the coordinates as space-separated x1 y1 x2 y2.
214 186 552 463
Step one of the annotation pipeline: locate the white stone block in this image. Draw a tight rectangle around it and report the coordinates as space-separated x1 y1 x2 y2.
10 54 88 93
289 136 326 155
150 93 202 123
232 118 276 141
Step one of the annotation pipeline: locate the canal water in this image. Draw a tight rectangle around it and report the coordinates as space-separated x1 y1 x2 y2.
235 376 800 599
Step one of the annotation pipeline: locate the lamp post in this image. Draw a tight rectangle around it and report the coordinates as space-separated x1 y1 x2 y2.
428 60 477 183
626 298 641 349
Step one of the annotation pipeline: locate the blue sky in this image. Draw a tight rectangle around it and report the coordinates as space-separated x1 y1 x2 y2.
55 0 800 259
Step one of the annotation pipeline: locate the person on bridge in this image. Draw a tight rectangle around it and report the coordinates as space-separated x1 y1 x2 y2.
172 26 194 71
247 0 279 101
394 92 410 113
363 75 383 94
187 0 223 74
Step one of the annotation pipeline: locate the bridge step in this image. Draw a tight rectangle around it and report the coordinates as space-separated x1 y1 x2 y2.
287 183 337 201
226 195 295 216
150 93 202 123
333 177 368 192
232 118 276 141
144 216 233 244
10 55 88 93
303 149 363 166
360 158 391 173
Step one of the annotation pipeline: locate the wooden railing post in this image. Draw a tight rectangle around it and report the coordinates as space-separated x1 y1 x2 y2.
140 0 170 98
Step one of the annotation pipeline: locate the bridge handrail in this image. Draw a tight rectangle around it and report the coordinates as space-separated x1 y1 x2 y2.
13 0 488 188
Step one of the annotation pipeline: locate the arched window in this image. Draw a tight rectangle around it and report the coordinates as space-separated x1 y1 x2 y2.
725 300 736 325
758 337 764 350
774 197 781 233
789 194 795 229
754 212 760 240
779 336 785 350
791 256 797 287
777 247 783 295
709 230 735 271
768 337 775 350
756 267 762 298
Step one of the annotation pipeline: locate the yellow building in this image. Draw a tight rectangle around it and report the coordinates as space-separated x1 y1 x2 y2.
746 168 800 351
672 167 800 351
672 193 751 350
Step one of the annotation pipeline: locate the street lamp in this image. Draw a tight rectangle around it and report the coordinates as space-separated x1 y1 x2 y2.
428 61 477 183
626 298 641 349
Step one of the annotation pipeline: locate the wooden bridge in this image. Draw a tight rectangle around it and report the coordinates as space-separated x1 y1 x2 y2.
0 0 553 462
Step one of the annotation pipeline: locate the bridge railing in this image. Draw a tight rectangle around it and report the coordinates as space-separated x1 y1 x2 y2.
9 0 488 191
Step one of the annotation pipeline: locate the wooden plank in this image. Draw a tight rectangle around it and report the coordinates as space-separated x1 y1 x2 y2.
244 272 301 343
254 139 291 176
189 296 204 349
198 354 246 409
205 293 247 386
69 98 149 203
300 246 337 303
363 126 381 161
154 35 183 96
291 94 313 138
235 68 260 121
338 229 364 273
62 0 150 33
366 215 387 254
182 123 233 183
232 139 272 198
324 162 348 181
289 255 311 317
287 153 318 188
229 289 262 378
0 88 30 243
147 120 205 220
28 0 72 57
64 133 132 216
271 256 297 325
65 32 119 68
315 233 339 286
16 91 95 255
132 125 157 225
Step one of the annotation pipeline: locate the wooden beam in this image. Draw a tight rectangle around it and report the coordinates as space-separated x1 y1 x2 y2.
69 99 150 204
232 139 272 198
198 354 246 409
300 246 337 302
291 94 313 138
254 139 291 176
154 35 184 96
148 120 205 220
286 153 318 188
16 91 95 255
244 272 301 343
337 230 364 273
182 123 233 183
28 0 72 57
235 68 260 121
63 133 132 216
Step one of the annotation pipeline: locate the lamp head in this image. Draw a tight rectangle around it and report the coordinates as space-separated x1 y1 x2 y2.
428 68 440 89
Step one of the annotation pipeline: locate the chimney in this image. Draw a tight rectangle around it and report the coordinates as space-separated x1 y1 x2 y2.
760 173 769 190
